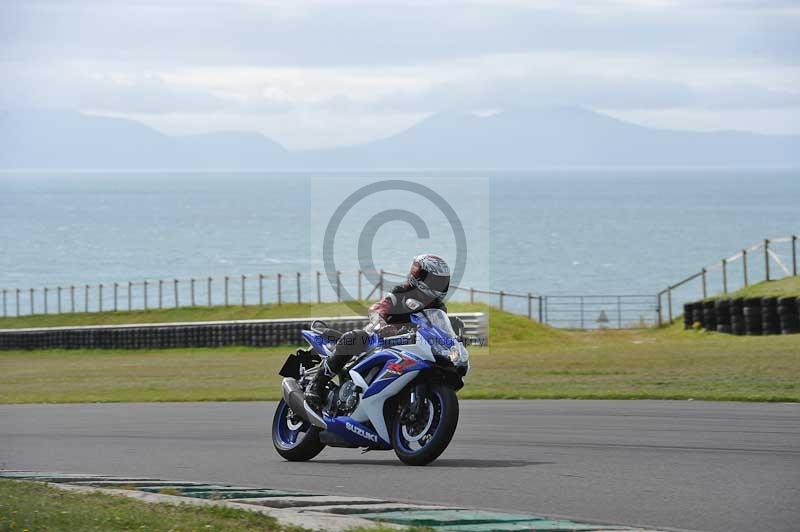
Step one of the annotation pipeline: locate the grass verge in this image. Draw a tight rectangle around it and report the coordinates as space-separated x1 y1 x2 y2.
0 301 433 330
704 276 800 300
0 279 798 404
1 318 797 403
0 478 294 532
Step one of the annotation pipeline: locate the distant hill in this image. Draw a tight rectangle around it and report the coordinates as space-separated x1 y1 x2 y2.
0 110 289 169
2 107 799 169
301 107 800 168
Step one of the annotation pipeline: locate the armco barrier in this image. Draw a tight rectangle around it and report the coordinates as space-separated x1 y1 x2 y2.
0 313 487 351
683 297 799 336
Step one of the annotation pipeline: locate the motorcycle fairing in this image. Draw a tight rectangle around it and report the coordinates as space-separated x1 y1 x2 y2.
320 415 392 450
301 330 334 358
308 311 465 448
351 349 431 399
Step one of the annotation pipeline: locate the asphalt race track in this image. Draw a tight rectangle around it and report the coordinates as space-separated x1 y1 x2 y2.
2 400 798 532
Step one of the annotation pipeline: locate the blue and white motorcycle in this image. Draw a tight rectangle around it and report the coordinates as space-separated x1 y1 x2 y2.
272 303 470 466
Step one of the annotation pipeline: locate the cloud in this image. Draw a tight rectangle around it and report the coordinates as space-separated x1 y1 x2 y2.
2 0 799 145
0 64 228 113
2 0 798 68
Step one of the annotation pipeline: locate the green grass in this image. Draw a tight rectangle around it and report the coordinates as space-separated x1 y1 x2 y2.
0 479 423 532
1 312 797 403
706 276 800 300
1 283 798 404
0 478 293 532
0 301 383 330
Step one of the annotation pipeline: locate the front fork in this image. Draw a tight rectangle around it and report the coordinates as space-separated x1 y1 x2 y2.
402 382 429 424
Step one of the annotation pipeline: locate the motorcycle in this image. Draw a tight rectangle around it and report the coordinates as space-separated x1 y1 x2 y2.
272 301 470 466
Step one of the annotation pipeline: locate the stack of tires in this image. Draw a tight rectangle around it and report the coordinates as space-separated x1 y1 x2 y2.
684 296 799 336
761 297 780 335
730 298 745 335
778 296 800 334
702 300 717 331
683 303 693 329
714 299 731 334
743 297 763 335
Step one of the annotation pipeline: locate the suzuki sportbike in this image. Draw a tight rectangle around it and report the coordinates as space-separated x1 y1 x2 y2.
272 305 469 466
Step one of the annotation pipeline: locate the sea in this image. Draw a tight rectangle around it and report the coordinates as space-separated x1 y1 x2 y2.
1 170 797 318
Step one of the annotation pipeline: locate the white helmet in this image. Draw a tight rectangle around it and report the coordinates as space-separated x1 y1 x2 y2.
408 254 450 300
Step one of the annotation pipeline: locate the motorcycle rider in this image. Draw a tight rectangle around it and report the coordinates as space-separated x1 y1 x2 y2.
305 254 451 408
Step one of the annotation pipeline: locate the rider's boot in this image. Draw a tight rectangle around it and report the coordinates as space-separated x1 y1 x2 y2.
305 330 369 412
305 360 334 411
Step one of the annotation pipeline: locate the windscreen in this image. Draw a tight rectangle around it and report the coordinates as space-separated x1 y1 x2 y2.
423 309 457 338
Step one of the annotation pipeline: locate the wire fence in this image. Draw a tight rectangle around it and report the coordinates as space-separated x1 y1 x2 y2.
1 234 794 330
657 235 798 325
0 268 657 330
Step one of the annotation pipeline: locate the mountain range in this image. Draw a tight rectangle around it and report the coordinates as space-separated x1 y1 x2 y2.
2 107 798 169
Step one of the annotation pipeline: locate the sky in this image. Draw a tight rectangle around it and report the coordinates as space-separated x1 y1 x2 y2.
1 0 799 150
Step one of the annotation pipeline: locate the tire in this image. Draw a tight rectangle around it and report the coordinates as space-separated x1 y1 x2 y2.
715 299 731 334
391 383 459 466
702 300 716 331
272 399 325 461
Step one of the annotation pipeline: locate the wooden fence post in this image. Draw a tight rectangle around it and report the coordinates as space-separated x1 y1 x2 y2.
742 250 748 287
259 274 264 306
98 284 103 312
357 270 362 301
30 288 34 315
225 276 229 306
701 269 707 298
191 278 196 306
158 280 163 309
57 286 62 313
296 272 301 304
316 271 321 303
277 273 282 306
127 282 132 311
667 287 673 323
208 277 212 306
792 235 797 276
764 238 770 281
113 283 118 312
241 275 246 306
499 290 504 311
722 259 727 294
657 292 663 327
173 279 179 308
43 287 48 314
527 292 532 319
336 271 341 302
84 285 89 312
143 280 148 310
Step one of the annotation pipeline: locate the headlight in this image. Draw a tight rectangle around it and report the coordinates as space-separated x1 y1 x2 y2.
449 345 460 364
449 343 469 365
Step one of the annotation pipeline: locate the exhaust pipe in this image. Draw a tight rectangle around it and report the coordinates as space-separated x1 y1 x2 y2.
281 378 327 430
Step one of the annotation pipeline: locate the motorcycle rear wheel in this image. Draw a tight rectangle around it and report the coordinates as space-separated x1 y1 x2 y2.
272 399 325 461
391 383 459 466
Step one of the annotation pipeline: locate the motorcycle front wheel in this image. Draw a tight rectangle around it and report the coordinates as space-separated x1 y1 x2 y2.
391 383 459 466
271 399 325 461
